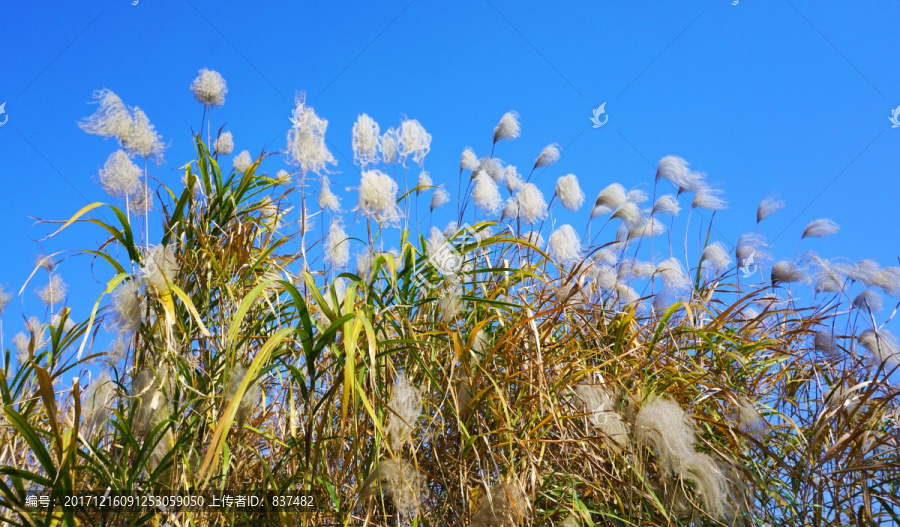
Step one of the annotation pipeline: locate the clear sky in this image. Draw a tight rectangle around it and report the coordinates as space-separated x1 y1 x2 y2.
1 0 898 351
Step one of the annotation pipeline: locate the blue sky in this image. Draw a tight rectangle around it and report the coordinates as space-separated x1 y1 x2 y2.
1 0 898 353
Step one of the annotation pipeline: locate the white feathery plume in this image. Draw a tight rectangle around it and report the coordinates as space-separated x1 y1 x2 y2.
443 221 459 239
735 396 767 434
275 169 291 184
357 170 403 226
352 113 380 166
79 89 134 140
814 330 838 357
701 242 732 272
286 96 336 175
692 185 727 210
478 157 505 183
627 217 666 240
430 186 450 211
82 370 115 441
677 170 708 194
493 111 521 143
439 285 462 321
97 150 142 199
109 280 143 334
591 183 627 218
51 309 76 332
573 384 630 453
385 374 422 451
233 150 252 172
380 127 399 164
471 482 529 527
516 183 548 224
141 244 180 294
651 194 680 217
771 261 807 283
656 257 690 291
36 253 55 272
318 176 341 212
626 189 649 205
356 250 375 280
614 282 640 306
805 254 844 294
13 333 30 363
460 147 478 172
656 155 691 187
858 329 900 370
652 290 675 312
123 107 165 160
594 248 618 265
398 118 431 167
225 364 261 429
611 202 646 230
802 218 840 239
190 68 227 107
472 172 502 215
853 290 883 312
37 275 67 306
0 286 12 315
873 267 900 296
130 181 153 215
520 231 544 249
416 171 432 195
548 225 581 265
214 131 234 155
501 197 519 221
533 143 560 170
736 233 770 270
361 458 425 518
846 259 881 284
504 165 524 193
555 174 584 211
757 194 785 223
325 219 350 269
619 259 655 280
591 264 617 290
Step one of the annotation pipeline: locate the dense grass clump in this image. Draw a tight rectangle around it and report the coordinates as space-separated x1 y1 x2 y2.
0 71 898 526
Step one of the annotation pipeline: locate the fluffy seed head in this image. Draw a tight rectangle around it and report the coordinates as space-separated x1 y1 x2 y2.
701 242 733 272
325 219 350 268
592 183 627 217
555 174 584 211
736 233 770 269
0 286 11 315
656 155 690 186
501 197 519 221
141 244 180 293
757 194 785 223
109 280 143 334
318 176 341 212
398 118 431 167
651 194 681 217
471 482 529 527
79 89 133 140
533 143 560 170
385 374 422 451
548 225 581 265
225 364 261 429
853 290 883 312
771 261 807 283
430 186 450 211
190 68 227 107
611 202 646 230
656 257 691 291
516 183 548 224
97 150 142 199
573 384 630 453
214 131 234 155
460 147 478 171
504 166 524 193
627 217 667 240
233 150 252 172
692 185 728 210
478 157 505 183
858 329 900 370
416 171 432 195
352 113 380 166
521 230 545 249
286 97 336 175
873 267 900 296
493 111 521 143
82 370 115 440
802 218 840 239
37 275 67 306
380 127 399 164
357 170 403 226
361 458 424 518
123 107 165 160
814 330 837 356
472 172 502 215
